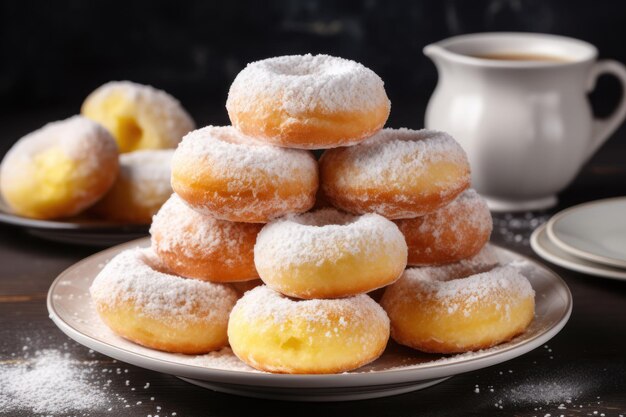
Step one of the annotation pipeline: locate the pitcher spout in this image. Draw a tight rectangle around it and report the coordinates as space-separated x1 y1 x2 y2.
423 43 446 62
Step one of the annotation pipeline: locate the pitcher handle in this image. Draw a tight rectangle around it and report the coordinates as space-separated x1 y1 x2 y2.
586 59 626 158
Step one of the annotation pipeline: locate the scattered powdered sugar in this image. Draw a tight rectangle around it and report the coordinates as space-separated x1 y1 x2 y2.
493 211 550 247
1 336 181 416
179 347 260 372
233 285 389 328
501 379 585 406
376 342 521 373
0 348 109 414
83 80 195 147
150 194 259 267
226 54 389 114
254 208 407 269
469 345 615 415
322 128 469 189
0 115 118 187
90 247 238 322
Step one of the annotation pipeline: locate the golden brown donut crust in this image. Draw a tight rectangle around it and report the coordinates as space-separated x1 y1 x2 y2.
228 286 390 374
319 128 471 219
395 190 493 266
150 194 261 282
226 54 390 149
90 248 238 354
171 126 319 223
381 253 535 354
229 105 390 149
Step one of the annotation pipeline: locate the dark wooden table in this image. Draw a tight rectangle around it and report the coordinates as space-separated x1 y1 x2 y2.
1 112 626 417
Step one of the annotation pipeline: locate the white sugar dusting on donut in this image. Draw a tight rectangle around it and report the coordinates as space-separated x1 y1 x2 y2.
83 81 195 145
119 149 172 184
117 149 173 205
90 248 238 322
254 208 406 269
173 125 316 180
388 248 535 318
172 125 318 220
150 194 253 266
233 285 389 329
418 190 492 238
415 189 493 255
0 116 118 181
333 128 469 188
227 54 389 114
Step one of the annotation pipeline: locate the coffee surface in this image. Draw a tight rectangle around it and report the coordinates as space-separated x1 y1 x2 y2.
472 53 570 62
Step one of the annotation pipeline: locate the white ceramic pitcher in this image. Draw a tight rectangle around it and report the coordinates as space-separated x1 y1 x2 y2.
424 32 626 211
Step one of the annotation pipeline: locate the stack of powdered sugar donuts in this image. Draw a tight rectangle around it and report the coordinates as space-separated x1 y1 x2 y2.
90 54 536 374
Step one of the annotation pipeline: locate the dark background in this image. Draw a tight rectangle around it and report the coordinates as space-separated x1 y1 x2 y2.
2 0 626 136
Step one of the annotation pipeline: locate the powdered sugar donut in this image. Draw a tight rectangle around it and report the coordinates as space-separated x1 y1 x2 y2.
150 194 261 282
380 248 535 353
254 208 407 299
395 189 493 266
226 54 390 149
171 126 318 223
90 248 238 354
0 116 118 219
227 285 390 374
92 149 173 223
320 128 471 219
82 81 195 152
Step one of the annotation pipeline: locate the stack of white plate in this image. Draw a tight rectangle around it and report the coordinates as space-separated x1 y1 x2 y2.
531 197 626 281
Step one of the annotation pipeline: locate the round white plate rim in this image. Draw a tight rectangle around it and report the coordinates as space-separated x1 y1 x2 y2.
546 197 626 268
48 238 572 389
177 376 451 402
531 223 626 280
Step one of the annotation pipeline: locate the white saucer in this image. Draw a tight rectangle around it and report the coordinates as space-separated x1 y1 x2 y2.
531 223 626 281
484 195 557 212
47 238 572 402
546 197 626 269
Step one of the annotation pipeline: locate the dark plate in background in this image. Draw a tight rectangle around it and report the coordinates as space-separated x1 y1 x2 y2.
0 198 149 246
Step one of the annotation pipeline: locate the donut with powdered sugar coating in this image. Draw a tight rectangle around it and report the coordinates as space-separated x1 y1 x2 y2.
90 248 238 354
320 128 470 219
150 194 261 283
381 247 535 354
395 189 493 266
171 126 318 223
254 208 407 299
228 285 390 374
227 54 390 149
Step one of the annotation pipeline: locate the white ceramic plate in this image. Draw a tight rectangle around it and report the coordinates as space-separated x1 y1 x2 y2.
531 223 626 281
47 238 572 402
0 198 149 246
547 197 626 269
